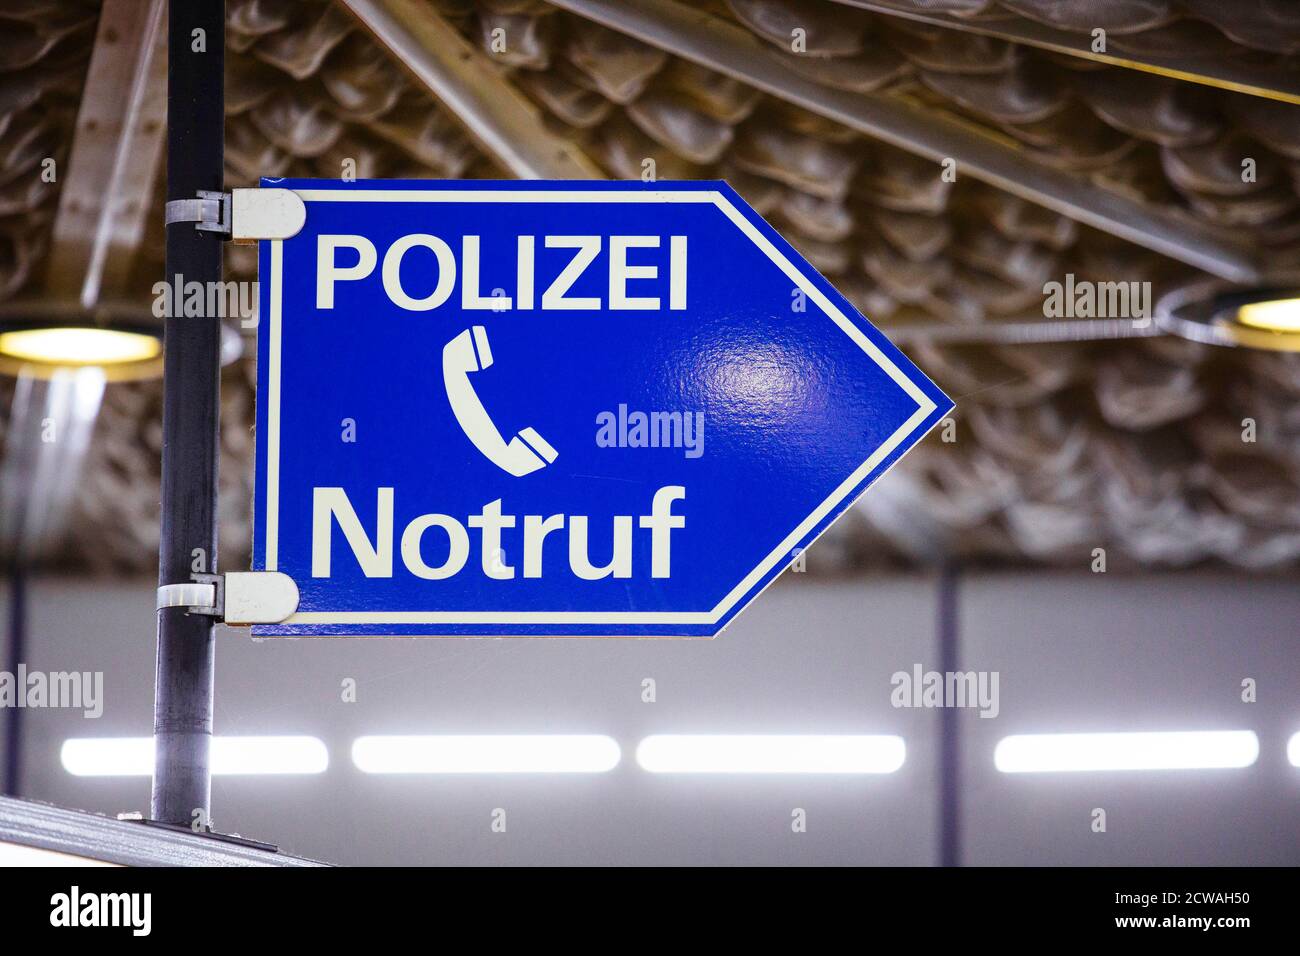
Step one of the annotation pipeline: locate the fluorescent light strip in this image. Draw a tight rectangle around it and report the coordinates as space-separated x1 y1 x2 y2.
1288 732 1300 768
61 736 329 777
994 731 1259 773
636 734 905 774
351 735 621 774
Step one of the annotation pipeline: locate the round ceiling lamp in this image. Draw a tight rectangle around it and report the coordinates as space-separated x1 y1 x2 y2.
0 301 247 382
0 321 165 382
1156 279 1300 352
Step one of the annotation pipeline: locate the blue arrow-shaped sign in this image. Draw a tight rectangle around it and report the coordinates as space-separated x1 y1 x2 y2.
251 179 952 637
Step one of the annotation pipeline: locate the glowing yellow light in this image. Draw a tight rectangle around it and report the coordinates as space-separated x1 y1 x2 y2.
1236 297 1300 333
0 327 161 366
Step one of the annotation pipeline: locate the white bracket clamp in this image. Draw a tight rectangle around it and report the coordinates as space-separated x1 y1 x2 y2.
163 188 306 245
230 187 306 244
156 572 299 626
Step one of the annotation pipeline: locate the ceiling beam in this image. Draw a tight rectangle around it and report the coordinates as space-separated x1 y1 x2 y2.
836 1 1300 106
44 0 167 308
340 0 602 179
546 0 1260 284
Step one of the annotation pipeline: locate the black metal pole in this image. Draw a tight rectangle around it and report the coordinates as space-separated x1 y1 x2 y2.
936 562 961 866
152 0 224 827
2 562 26 796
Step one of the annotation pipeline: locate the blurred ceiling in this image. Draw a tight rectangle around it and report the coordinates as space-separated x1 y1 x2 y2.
2 0 1300 575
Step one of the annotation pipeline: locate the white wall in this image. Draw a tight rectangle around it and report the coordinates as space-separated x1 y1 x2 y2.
0 570 1296 866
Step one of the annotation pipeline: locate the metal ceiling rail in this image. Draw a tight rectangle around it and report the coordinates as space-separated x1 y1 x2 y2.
834 1 1300 106
340 0 602 179
0 796 326 867
880 317 1165 346
546 0 1260 284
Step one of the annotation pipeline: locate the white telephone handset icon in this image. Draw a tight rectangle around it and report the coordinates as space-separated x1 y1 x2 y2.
442 326 558 477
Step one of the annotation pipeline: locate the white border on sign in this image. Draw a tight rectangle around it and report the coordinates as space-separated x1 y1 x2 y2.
264 189 937 626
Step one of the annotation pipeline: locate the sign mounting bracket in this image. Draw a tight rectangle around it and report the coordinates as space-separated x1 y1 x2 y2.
164 187 306 244
156 572 300 625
